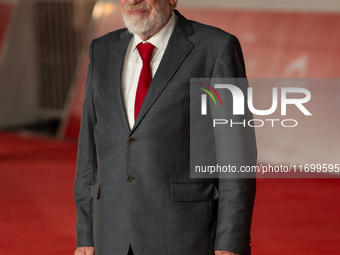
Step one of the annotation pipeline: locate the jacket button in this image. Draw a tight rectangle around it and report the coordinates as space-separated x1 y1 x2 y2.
128 137 135 143
126 175 134 182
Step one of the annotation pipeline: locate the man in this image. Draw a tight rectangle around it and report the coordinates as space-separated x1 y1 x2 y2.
74 0 257 254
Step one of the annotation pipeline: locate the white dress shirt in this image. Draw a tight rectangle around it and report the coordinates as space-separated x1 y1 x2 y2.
121 11 177 129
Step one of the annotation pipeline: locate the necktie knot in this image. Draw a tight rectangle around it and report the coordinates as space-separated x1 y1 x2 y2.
137 43 155 62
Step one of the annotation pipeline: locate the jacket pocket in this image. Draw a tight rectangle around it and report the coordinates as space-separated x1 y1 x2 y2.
170 182 219 202
90 182 100 199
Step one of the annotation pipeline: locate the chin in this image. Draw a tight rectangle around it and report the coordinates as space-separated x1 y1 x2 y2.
123 13 159 38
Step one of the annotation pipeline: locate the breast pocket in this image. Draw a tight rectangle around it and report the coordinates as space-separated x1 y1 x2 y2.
170 182 219 202
165 81 190 91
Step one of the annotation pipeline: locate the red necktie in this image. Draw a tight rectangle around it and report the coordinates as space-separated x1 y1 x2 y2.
134 42 155 121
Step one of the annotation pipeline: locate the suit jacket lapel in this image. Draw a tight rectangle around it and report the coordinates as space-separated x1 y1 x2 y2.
109 30 132 132
131 11 195 133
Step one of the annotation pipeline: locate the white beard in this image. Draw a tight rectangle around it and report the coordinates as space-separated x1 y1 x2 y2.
122 1 171 39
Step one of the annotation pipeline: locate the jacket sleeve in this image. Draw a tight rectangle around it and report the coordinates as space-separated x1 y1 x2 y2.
211 34 257 255
74 40 97 247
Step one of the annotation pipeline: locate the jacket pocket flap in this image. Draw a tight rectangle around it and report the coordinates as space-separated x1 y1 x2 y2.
90 182 100 199
171 182 219 202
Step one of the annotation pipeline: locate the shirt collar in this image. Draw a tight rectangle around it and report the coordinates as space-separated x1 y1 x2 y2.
131 11 177 52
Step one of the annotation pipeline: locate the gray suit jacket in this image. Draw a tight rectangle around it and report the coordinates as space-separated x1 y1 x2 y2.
74 10 257 255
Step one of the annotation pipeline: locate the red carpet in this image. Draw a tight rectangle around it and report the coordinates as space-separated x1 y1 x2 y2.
1 132 339 254
0 132 77 253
